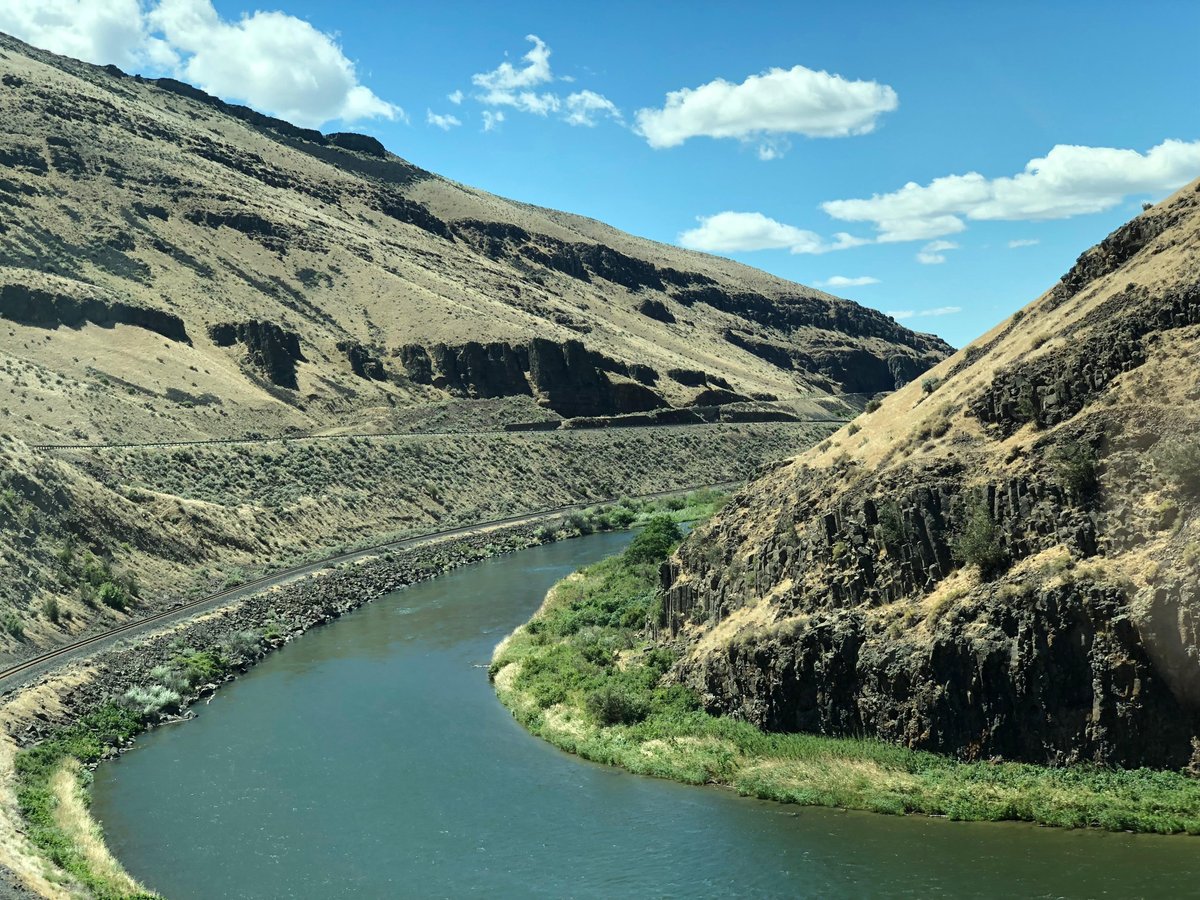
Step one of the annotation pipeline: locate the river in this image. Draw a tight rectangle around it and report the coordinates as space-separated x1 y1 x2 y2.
92 531 1198 898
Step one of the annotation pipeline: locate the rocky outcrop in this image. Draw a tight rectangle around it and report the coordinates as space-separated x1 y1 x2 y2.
428 342 530 398
972 283 1200 435
396 337 676 417
0 283 189 342
325 132 387 157
452 220 713 293
528 338 667 418
726 328 942 393
339 341 388 381
637 298 676 324
185 209 289 248
373 190 454 240
658 188 1200 771
209 321 304 388
679 578 1194 768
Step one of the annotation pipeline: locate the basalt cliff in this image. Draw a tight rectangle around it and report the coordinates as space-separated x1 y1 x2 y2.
663 178 1200 769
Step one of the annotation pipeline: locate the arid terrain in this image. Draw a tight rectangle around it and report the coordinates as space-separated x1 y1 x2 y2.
0 31 949 663
662 178 1200 769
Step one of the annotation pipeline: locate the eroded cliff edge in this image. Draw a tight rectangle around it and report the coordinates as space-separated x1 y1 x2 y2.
661 178 1200 769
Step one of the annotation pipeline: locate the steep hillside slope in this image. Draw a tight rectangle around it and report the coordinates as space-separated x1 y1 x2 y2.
663 178 1200 769
0 32 948 446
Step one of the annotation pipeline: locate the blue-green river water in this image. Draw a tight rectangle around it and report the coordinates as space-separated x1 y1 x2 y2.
92 531 1198 898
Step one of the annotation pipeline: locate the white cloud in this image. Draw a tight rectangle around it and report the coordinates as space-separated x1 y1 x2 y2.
472 34 553 92
149 0 398 128
468 35 561 116
916 239 958 265
564 90 621 126
471 33 560 115
1 0 400 128
887 306 962 320
482 110 505 132
1007 238 1039 248
426 109 461 131
819 275 880 288
824 139 1200 242
634 64 897 157
467 35 624 130
448 89 463 105
0 0 175 70
678 211 866 255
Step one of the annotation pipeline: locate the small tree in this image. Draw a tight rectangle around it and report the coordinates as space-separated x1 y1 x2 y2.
1054 442 1099 500
953 496 1010 580
624 515 683 565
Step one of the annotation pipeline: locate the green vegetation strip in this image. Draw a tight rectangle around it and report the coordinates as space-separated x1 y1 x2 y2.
491 517 1200 835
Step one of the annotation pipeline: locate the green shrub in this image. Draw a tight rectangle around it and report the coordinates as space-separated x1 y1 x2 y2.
41 597 61 624
1 611 23 640
624 515 682 565
877 500 904 549
865 398 882 413
921 376 940 395
1053 442 1099 500
953 497 1011 580
170 649 227 688
585 683 649 726
97 581 130 611
121 685 181 717
1156 438 1200 496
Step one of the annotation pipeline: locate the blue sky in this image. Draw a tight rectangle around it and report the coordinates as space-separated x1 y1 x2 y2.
4 1 1199 347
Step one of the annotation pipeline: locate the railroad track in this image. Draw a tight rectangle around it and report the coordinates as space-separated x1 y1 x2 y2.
0 482 737 690
30 417 847 452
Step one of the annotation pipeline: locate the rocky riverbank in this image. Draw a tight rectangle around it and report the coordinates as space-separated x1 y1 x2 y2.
6 521 558 750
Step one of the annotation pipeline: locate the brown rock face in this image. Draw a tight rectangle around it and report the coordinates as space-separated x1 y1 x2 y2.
209 321 305 388
0 283 189 343
661 181 1200 769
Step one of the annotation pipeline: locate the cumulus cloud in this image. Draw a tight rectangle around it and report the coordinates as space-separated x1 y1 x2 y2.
0 0 175 70
678 211 866 255
824 140 1200 241
473 34 553 92
916 240 958 265
469 34 622 130
634 65 897 157
482 110 505 132
471 33 559 114
149 0 397 127
448 89 464 105
819 275 880 288
426 109 461 131
0 0 398 128
1007 238 1039 248
564 90 621 127
887 306 962 320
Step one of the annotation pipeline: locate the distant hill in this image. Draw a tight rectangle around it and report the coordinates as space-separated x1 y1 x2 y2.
0 31 949 446
663 177 1200 769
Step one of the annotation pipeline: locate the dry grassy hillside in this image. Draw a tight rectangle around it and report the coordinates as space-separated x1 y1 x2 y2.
0 31 948 446
664 178 1200 769
0 421 832 663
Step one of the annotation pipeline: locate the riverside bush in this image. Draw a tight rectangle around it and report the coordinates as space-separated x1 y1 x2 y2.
624 515 682 565
121 685 181 717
